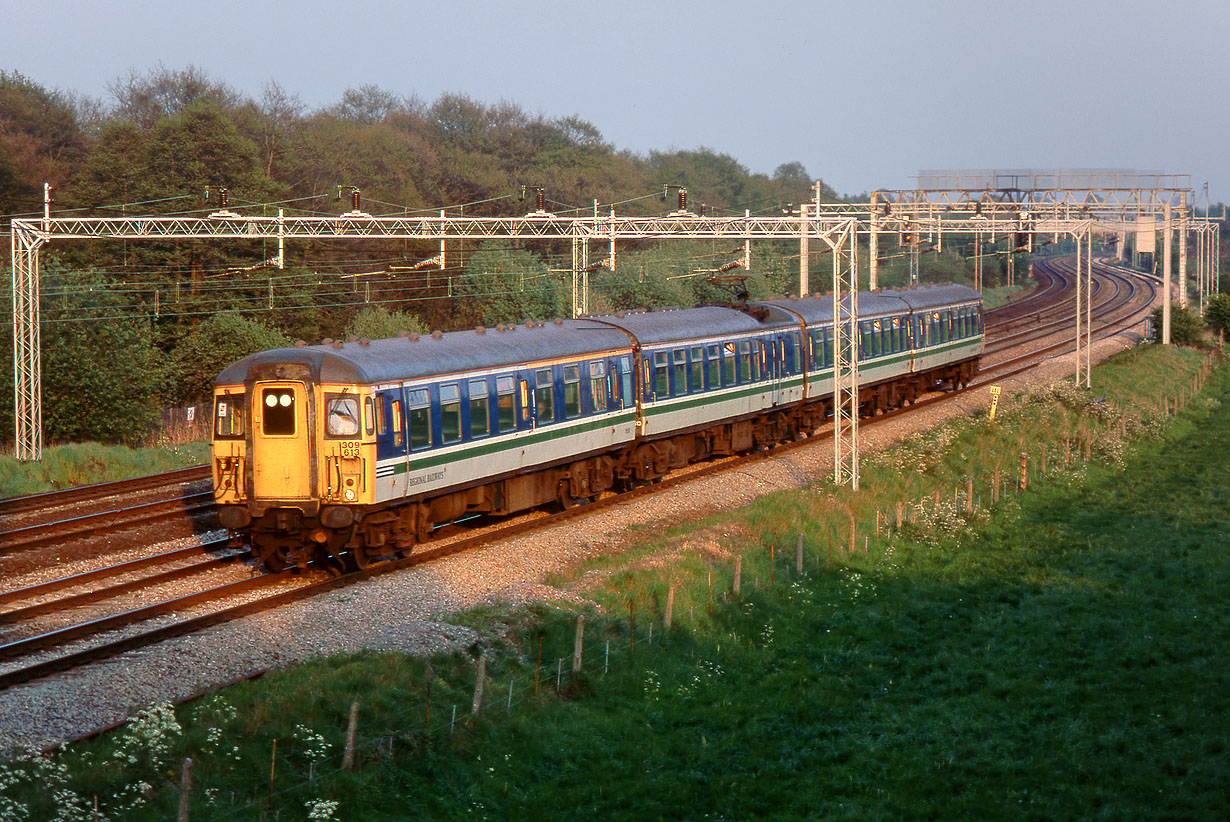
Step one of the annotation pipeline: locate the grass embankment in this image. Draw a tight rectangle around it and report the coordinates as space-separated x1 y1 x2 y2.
0 440 208 499
3 345 1226 821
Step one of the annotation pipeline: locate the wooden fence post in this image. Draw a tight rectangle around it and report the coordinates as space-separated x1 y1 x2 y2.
965 476 973 513
268 739 277 806
534 635 542 695
1018 451 1028 492
343 700 360 768
472 655 486 715
796 533 804 572
733 557 742 594
665 586 676 628
572 616 585 674
177 757 192 822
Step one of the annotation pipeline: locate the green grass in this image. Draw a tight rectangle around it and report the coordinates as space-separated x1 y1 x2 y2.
0 440 208 498
4 345 1226 821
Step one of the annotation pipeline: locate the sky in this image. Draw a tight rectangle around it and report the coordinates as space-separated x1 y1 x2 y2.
4 0 1228 205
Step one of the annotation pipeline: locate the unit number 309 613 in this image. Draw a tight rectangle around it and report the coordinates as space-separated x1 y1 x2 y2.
339 441 361 458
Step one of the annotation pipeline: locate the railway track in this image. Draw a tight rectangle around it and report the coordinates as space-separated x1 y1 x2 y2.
0 257 1157 692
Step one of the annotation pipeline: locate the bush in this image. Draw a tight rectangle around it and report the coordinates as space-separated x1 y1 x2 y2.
172 313 292 405
1148 304 1206 345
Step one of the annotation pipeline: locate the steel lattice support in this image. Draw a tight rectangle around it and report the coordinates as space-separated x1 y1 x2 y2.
1073 224 1093 388
11 225 44 461
829 217 860 489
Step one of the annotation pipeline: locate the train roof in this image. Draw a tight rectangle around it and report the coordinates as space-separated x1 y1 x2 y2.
215 320 633 386
215 283 984 387
758 283 981 324
587 304 796 346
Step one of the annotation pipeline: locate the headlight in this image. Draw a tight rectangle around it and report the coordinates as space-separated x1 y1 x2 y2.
344 488 356 501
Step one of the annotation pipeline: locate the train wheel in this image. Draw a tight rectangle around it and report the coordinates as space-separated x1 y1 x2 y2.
351 544 373 570
254 536 294 572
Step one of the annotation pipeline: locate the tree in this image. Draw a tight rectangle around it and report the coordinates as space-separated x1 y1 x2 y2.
1148 305 1206 346
328 84 404 125
1203 293 1230 337
107 63 242 129
171 314 292 405
345 305 426 339
452 246 564 328
0 71 83 216
2 269 164 446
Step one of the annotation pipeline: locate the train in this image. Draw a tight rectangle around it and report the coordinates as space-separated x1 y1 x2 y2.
212 284 983 571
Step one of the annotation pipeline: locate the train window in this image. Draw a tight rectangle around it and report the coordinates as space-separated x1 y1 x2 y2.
654 351 669 397
261 388 296 436
610 361 622 408
871 321 882 357
751 341 760 380
590 361 607 410
564 365 581 417
325 395 360 437
440 384 461 443
738 341 752 381
707 344 720 388
390 399 403 448
724 343 737 384
672 350 686 395
214 395 244 439
408 388 431 450
497 377 516 432
535 368 554 423
619 356 632 406
469 379 490 438
791 334 802 374
690 347 704 392
364 396 375 436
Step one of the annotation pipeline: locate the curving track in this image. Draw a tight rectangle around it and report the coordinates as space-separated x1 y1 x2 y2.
0 256 1160 692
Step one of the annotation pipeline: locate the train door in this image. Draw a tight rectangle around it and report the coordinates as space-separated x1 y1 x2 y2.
252 381 312 500
768 335 786 406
